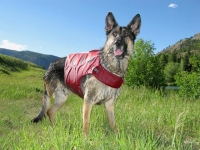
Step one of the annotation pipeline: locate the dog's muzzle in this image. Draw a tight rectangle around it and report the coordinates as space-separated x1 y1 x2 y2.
114 39 124 57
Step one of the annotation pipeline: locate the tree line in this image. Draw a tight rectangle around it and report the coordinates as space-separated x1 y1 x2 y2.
125 38 200 99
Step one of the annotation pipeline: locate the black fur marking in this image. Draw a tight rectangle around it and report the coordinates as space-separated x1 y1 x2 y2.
43 57 66 85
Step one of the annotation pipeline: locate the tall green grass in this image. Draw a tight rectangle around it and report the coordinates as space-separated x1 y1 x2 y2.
0 58 199 149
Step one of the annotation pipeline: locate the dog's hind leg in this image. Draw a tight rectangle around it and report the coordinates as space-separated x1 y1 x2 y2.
104 100 118 133
32 87 51 123
47 82 68 124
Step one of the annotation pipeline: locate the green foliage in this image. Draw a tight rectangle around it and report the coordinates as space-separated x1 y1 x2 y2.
175 71 200 99
158 54 168 69
0 54 28 72
158 36 200 73
189 53 200 72
168 51 177 62
164 62 179 84
180 58 185 71
126 39 164 87
0 54 42 75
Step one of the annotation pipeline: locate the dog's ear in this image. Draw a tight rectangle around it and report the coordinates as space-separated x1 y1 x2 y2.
127 14 141 36
105 12 118 35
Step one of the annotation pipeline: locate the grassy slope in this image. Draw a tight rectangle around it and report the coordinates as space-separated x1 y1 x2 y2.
0 48 60 69
0 54 199 149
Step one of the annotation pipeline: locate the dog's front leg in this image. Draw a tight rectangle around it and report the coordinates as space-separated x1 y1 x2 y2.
83 101 93 139
104 100 118 133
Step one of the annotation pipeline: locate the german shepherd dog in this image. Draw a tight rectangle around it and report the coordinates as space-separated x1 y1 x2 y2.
32 12 141 138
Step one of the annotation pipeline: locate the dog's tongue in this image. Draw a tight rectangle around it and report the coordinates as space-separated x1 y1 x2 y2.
114 49 123 56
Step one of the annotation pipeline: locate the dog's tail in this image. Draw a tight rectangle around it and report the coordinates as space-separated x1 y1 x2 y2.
31 85 50 123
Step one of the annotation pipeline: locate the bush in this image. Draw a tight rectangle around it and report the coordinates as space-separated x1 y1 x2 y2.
125 39 164 88
164 62 179 84
175 71 200 99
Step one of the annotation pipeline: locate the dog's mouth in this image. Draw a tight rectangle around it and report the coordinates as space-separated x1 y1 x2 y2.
114 46 126 58
114 49 123 56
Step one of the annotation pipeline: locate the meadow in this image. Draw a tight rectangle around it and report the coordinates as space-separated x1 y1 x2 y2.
0 55 199 149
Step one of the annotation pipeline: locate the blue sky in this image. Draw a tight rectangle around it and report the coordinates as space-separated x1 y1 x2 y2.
0 0 199 57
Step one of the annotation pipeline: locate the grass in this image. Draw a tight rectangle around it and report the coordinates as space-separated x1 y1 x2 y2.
0 55 200 149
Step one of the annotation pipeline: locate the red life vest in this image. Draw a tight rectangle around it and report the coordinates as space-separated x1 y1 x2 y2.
64 50 123 98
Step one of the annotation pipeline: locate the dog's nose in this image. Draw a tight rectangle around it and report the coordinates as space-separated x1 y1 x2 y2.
114 39 122 47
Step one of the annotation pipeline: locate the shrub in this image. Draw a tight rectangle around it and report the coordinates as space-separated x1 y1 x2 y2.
175 71 200 99
164 62 179 84
125 39 164 88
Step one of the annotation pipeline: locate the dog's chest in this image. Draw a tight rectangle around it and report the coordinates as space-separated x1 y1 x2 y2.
95 85 121 104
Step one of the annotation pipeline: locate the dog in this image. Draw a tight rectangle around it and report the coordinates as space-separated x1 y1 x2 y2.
32 12 141 139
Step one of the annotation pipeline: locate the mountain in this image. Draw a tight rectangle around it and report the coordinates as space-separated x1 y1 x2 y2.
160 32 200 54
156 32 200 73
0 48 60 69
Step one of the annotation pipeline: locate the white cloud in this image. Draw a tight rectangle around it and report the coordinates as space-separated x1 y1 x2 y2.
168 3 178 8
0 40 27 51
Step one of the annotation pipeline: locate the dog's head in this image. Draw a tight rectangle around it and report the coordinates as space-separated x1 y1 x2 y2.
104 12 141 59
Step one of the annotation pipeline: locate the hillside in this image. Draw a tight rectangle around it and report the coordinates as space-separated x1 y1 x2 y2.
160 32 200 54
0 53 43 75
0 48 60 69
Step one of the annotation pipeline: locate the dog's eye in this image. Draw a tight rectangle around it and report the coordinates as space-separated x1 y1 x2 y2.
113 32 117 37
125 33 129 37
